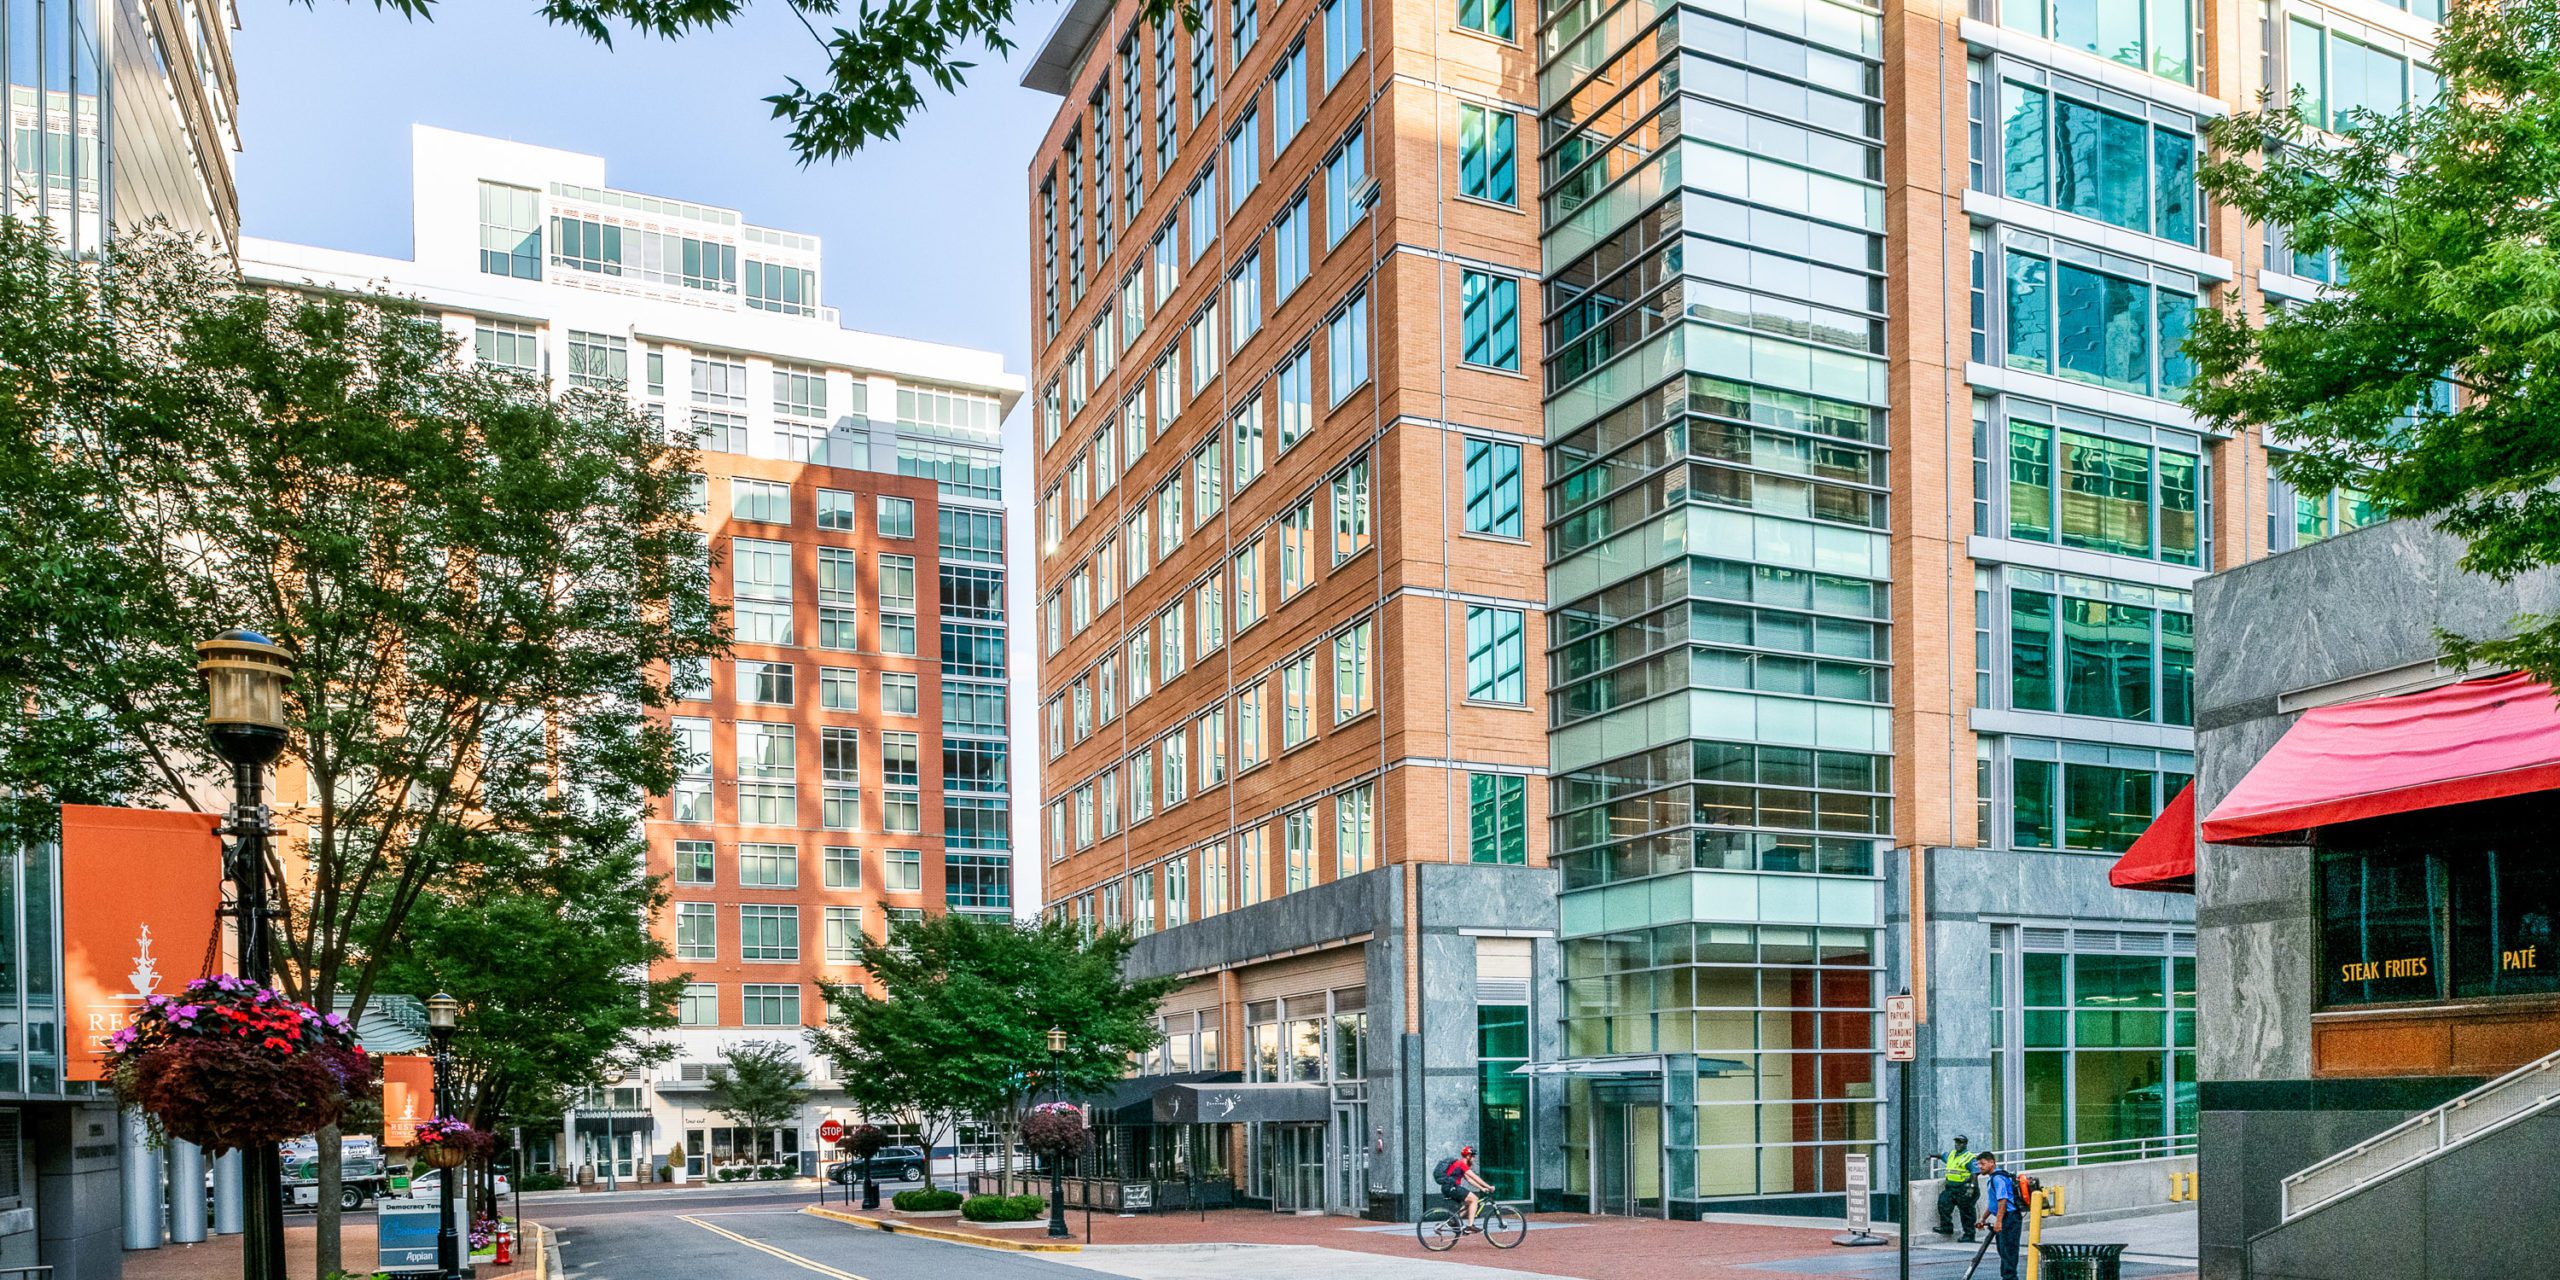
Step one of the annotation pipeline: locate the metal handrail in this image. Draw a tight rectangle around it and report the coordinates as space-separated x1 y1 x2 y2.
1923 1134 2197 1177
2279 1046 2560 1221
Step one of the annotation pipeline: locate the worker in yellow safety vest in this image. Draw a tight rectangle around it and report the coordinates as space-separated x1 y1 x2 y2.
1936 1134 1979 1242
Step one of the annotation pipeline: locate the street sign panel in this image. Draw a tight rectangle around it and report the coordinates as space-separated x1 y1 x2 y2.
1885 994 1917 1062
819 1118 845 1144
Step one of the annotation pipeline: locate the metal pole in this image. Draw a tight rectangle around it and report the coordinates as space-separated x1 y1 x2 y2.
1047 1051 1069 1239
230 760 288 1280
1898 1055 1911 1280
433 1035 460 1280
604 1107 618 1193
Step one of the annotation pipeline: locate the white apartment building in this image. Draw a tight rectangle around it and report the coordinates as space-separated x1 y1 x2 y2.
244 124 1023 1183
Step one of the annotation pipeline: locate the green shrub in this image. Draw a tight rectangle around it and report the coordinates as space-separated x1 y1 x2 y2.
755 1164 785 1180
517 1173 567 1193
893 1188 964 1212
961 1194 1045 1222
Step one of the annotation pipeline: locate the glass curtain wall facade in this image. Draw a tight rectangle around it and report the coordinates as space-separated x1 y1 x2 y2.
7 0 241 257
1539 0 1890 1213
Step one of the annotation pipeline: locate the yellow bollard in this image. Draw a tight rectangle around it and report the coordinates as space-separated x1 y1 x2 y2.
2169 1172 2185 1202
2023 1187 2063 1280
2189 1173 2201 1201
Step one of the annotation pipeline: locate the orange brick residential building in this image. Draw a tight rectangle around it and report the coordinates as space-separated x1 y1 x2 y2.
1023 0 1560 1217
248 124 1023 1186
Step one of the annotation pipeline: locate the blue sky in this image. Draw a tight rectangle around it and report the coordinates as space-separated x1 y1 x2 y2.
233 0 1061 897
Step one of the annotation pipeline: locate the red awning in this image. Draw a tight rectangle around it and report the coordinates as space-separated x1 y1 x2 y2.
2199 671 2560 846
2110 783 2195 893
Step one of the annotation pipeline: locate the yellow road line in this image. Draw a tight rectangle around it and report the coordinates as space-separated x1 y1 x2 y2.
800 1205 1083 1253
679 1214 875 1280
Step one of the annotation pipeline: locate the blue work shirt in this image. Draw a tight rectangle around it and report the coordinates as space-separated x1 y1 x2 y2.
1984 1170 2020 1216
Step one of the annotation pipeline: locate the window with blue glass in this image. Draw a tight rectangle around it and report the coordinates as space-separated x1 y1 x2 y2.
1457 0 1511 40
2002 244 2197 399
1458 104 1516 205
1997 74 2198 246
1463 438 1522 537
1464 606 1526 703
1460 271 1519 371
1999 0 2193 86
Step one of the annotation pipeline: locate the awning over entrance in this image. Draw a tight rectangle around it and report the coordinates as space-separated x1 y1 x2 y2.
2110 782 2196 893
1084 1071 1240 1123
1149 1082 1331 1124
2201 672 2560 845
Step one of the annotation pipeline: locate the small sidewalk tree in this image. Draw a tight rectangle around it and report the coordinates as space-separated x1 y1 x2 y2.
706 1042 813 1177
808 916 1177 1196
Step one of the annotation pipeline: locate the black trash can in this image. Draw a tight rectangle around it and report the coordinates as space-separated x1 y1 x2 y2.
2034 1242 2127 1280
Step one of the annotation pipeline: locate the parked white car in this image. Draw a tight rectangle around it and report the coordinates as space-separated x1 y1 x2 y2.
401 1168 511 1201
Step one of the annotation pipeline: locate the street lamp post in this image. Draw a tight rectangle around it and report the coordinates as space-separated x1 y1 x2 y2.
599 1065 626 1194
425 993 462 1280
1046 1026 1070 1240
196 630 294 1280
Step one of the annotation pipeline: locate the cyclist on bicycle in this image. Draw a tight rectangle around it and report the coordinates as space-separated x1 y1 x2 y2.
1433 1145 1495 1228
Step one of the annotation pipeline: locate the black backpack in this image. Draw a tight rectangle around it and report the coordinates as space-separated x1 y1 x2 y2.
1435 1157 1464 1189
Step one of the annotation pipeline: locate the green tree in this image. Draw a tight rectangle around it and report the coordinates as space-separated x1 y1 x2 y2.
707 1040 814 1168
368 844 687 1213
0 218 722 1272
326 0 1196 161
807 916 1176 1189
2189 0 2560 681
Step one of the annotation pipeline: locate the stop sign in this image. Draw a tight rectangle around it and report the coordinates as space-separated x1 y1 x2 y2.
819 1119 845 1144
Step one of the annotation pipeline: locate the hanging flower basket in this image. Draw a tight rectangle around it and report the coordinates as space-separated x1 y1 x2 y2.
413 1116 491 1169
106 975 368 1156
1021 1103 1091 1160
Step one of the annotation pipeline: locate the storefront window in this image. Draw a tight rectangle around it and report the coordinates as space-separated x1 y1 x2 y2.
1476 1004 1530 1199
2316 798 2560 1007
1997 931 2193 1165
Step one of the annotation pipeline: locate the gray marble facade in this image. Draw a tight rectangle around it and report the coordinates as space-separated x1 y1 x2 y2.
2190 518 2560 1278
1120 862 1561 1220
1889 845 2195 1190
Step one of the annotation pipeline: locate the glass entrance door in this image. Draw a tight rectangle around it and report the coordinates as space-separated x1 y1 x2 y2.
1329 1105 1368 1215
1592 1101 1663 1217
1261 1124 1326 1213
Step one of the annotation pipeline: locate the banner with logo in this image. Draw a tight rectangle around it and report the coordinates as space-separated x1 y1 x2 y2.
61 804 224 1082
383 1054 435 1146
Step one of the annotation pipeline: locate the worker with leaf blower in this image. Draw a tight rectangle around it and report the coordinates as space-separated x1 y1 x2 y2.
1971 1150 2026 1280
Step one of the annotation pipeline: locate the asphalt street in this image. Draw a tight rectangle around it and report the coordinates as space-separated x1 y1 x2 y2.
559 1204 1087 1280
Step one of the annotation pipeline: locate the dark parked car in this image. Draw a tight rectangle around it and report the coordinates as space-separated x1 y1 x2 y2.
826 1146 927 1184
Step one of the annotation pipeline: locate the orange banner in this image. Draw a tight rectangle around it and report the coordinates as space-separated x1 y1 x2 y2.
383 1054 435 1146
61 804 223 1082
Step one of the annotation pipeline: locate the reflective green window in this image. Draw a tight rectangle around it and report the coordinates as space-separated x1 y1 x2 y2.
1470 773 1528 864
2062 763 2155 853
2014 759 2057 849
2011 590 2056 712
2059 431 2152 556
2062 600 2154 722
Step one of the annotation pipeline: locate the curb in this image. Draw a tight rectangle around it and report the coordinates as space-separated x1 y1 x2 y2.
525 1220 555 1280
800 1205 1084 1253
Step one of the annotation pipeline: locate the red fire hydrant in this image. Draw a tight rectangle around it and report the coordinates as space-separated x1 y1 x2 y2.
494 1223 513 1266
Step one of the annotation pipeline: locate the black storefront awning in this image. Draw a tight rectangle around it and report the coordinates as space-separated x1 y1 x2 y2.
1078 1070 1242 1123
572 1114 655 1135
1150 1082 1332 1125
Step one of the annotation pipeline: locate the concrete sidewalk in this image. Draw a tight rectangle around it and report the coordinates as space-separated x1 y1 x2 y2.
122 1220 535 1280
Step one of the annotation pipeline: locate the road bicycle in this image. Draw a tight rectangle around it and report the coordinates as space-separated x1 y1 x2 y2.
1417 1199 1526 1251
